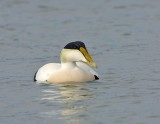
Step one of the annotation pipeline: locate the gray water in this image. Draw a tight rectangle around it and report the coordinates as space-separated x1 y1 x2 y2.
0 0 160 124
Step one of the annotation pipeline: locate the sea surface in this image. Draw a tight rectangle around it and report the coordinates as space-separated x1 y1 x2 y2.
0 0 160 124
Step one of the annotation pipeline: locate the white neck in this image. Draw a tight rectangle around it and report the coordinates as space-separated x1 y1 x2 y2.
61 62 76 69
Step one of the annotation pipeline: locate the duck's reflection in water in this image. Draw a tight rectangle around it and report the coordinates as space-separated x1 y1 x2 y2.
40 83 94 123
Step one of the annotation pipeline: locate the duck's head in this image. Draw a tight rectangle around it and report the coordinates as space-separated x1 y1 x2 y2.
61 41 97 68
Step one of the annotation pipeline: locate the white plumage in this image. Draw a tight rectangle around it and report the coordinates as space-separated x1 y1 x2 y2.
34 41 99 83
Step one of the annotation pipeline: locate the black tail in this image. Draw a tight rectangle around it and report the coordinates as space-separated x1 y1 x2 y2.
33 71 37 81
94 75 99 80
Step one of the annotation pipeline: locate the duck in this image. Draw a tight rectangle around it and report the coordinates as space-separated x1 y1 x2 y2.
34 41 99 83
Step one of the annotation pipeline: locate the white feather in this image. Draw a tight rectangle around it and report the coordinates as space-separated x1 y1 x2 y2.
35 63 60 82
76 62 98 76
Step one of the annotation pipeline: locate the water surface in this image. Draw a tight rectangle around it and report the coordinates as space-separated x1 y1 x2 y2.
0 0 160 124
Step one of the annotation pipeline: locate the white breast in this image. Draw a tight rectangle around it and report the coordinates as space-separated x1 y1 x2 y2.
35 63 61 82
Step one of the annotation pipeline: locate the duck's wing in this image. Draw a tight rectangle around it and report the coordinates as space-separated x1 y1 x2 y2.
34 63 61 82
76 62 99 77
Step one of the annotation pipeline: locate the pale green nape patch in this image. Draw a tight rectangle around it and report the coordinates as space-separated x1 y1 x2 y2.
60 49 86 63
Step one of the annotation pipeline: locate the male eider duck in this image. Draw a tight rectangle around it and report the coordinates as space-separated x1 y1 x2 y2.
34 41 99 83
